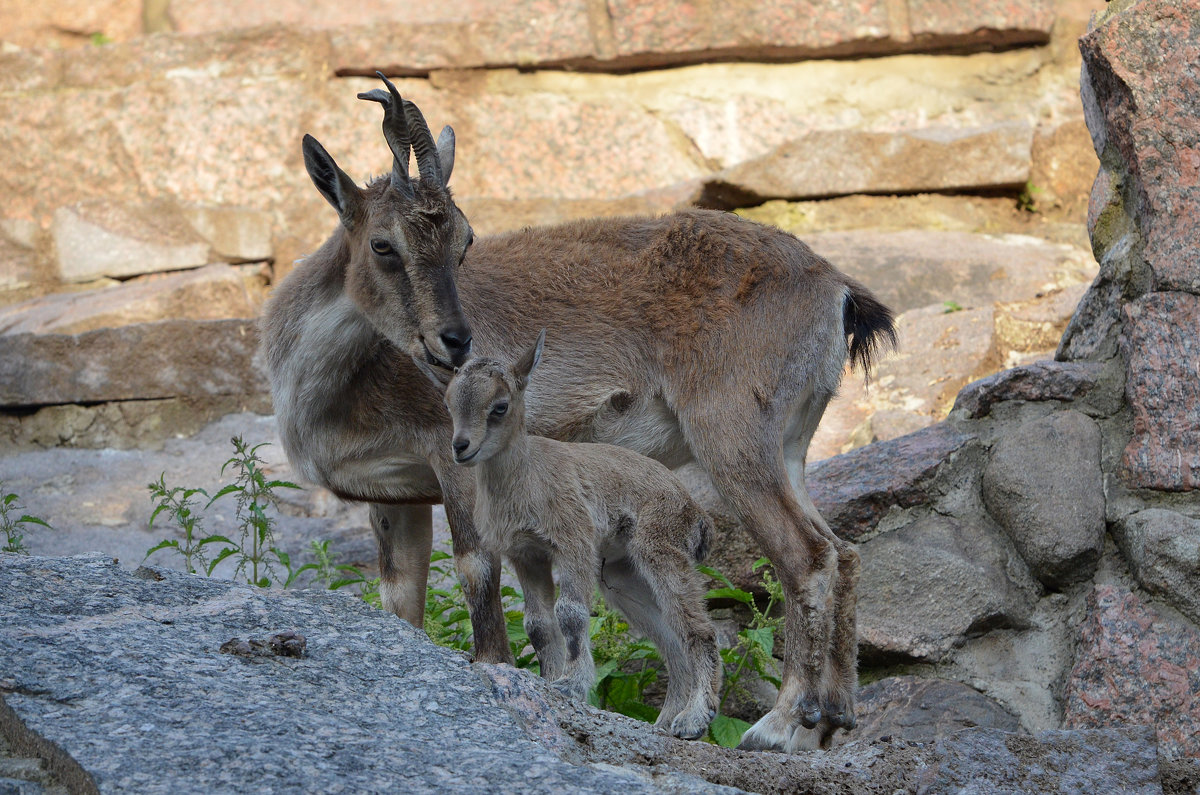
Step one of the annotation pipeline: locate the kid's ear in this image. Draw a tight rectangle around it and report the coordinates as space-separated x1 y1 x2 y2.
412 355 452 393
513 328 546 388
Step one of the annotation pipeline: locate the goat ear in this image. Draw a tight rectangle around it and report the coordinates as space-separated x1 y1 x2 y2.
412 355 452 394
302 134 364 229
513 328 545 388
436 126 455 184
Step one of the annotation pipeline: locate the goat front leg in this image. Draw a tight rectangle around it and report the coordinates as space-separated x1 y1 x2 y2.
508 545 567 680
550 544 597 702
437 464 515 665
370 503 434 628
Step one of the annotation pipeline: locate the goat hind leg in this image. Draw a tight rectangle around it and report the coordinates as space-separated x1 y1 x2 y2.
628 542 721 741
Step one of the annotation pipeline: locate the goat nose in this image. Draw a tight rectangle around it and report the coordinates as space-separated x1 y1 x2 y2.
451 437 470 456
439 327 472 364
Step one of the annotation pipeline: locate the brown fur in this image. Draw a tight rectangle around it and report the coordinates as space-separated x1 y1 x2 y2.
262 82 896 752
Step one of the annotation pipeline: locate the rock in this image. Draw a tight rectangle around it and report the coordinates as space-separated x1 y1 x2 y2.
805 230 1098 317
927 726 1161 795
0 220 42 294
1063 584 1200 759
810 422 974 541
180 206 273 263
1079 0 1200 294
953 360 1105 419
833 676 1020 746
0 553 723 794
993 283 1090 357
0 264 268 336
0 319 266 406
857 515 1035 663
981 410 1104 588
162 0 1055 72
0 395 272 453
1112 510 1200 625
0 553 1164 794
52 201 213 283
1119 292 1200 491
0 0 143 50
1030 119 1098 218
705 123 1034 205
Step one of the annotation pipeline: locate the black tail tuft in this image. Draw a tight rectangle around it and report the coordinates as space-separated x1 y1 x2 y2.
843 280 897 377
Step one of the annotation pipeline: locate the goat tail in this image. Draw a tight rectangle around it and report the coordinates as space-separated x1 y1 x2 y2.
842 278 897 377
689 511 713 565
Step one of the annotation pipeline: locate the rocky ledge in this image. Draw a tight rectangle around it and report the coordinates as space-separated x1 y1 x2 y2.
0 553 1170 795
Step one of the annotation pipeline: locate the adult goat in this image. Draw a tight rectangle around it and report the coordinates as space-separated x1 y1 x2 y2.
261 74 895 752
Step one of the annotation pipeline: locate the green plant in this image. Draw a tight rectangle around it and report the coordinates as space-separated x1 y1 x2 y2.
145 474 230 575
89 32 112 46
942 300 964 314
698 558 784 747
588 602 662 722
1017 180 1043 213
145 437 299 585
203 437 301 586
0 484 51 554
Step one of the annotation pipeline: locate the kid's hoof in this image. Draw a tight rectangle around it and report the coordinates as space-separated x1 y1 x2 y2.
797 694 822 729
550 677 588 701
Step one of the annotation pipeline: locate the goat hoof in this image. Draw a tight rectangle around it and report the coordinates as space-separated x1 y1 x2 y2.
797 695 822 729
736 711 792 753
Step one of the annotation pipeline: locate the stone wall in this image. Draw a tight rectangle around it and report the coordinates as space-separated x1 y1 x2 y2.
0 0 1100 456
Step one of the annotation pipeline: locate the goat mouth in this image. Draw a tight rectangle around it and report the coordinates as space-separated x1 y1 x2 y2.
454 449 479 465
421 339 454 372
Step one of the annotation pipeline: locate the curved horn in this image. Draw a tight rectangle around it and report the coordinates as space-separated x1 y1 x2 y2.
356 72 414 199
436 125 455 184
403 99 443 186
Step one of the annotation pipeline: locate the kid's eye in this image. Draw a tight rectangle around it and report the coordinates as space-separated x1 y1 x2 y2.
371 239 393 255
490 402 508 417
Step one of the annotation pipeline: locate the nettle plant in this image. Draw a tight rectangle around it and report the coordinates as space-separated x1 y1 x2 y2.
144 439 782 747
1 483 52 554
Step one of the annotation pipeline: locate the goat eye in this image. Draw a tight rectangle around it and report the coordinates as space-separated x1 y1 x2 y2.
490 402 508 417
371 239 393 255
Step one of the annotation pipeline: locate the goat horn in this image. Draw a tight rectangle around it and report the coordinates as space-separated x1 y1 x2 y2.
356 72 414 199
403 98 443 187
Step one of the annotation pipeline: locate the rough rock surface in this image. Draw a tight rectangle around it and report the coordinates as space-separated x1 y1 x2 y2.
981 410 1105 588
953 360 1105 419
857 515 1035 663
809 423 973 540
1112 510 1200 626
0 554 1166 795
0 264 268 336
1063 584 1200 759
0 320 266 406
1118 292 1200 491
52 201 212 283
1078 0 1200 294
805 230 1097 318
709 123 1033 205
834 676 1020 746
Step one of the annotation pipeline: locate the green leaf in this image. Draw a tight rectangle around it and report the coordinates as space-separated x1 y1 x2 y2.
744 626 775 658
264 480 302 491
206 547 238 576
205 484 241 507
704 586 755 605
709 714 751 748
143 539 179 559
429 550 453 563
696 564 734 589
16 515 50 529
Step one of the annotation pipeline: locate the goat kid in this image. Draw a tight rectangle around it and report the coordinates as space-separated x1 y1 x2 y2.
426 331 722 740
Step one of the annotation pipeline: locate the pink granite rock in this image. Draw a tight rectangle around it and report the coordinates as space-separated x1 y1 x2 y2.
1063 584 1200 759
1079 0 1200 294
1119 292 1200 491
